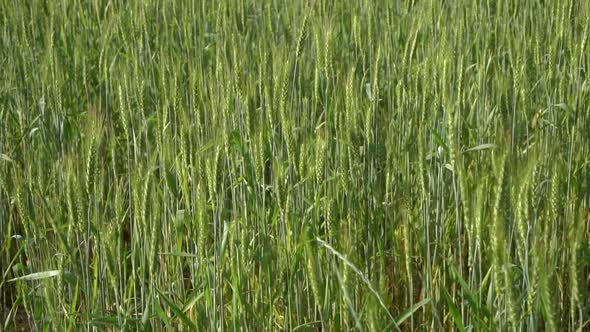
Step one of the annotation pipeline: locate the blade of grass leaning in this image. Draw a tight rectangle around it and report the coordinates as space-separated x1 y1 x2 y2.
157 289 198 331
464 143 497 153
316 237 398 329
8 270 61 282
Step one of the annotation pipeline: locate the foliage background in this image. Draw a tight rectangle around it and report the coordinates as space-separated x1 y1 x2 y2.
1 0 589 330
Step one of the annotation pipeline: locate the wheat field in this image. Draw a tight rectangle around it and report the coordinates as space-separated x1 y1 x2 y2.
1 0 589 331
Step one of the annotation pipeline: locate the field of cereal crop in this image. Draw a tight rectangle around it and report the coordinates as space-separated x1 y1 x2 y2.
1 1 589 330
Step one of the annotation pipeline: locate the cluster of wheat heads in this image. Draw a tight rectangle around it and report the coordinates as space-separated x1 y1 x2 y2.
1 0 589 330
